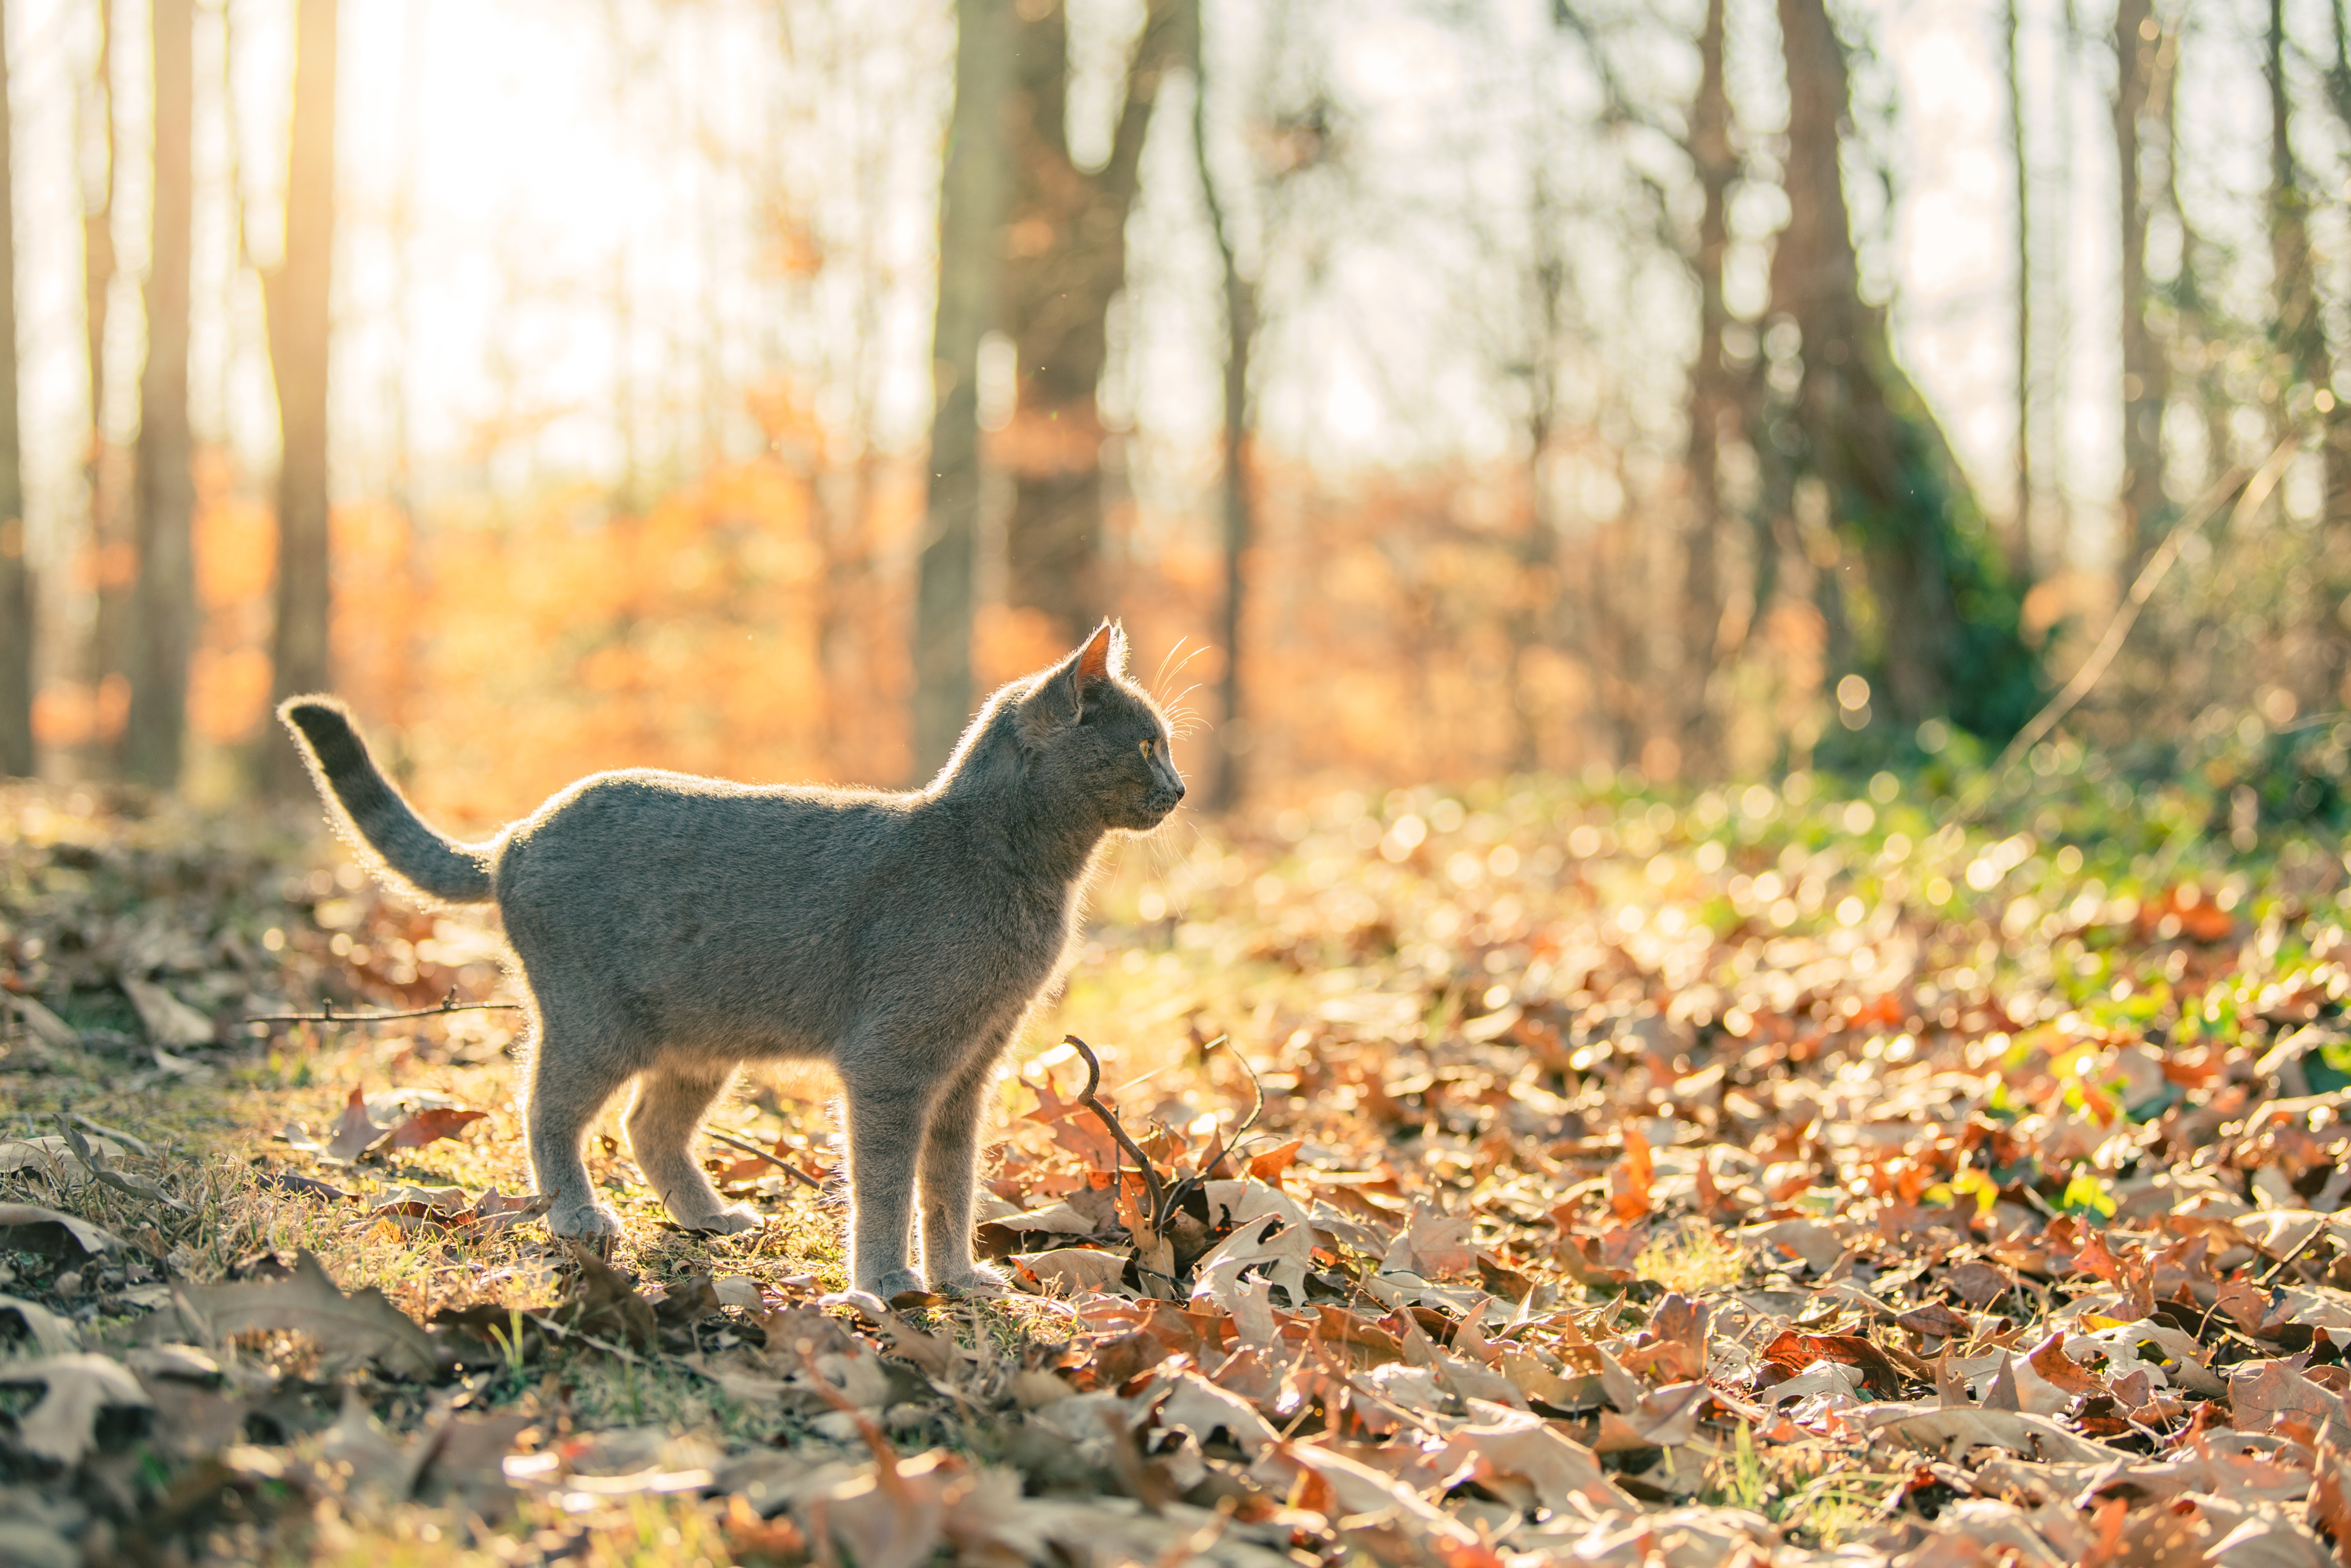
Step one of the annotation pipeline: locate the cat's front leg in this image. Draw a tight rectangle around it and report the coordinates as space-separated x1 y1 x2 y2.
842 1074 929 1300
919 1056 1007 1294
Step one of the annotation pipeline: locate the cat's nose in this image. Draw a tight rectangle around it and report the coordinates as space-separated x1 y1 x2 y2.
1172 781 1186 800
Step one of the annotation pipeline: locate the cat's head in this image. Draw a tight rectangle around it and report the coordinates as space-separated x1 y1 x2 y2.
1015 621 1186 831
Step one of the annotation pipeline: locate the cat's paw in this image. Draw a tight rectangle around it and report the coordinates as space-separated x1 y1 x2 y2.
547 1201 624 1238
930 1263 1011 1297
861 1267 928 1303
678 1205 763 1236
547 1201 625 1250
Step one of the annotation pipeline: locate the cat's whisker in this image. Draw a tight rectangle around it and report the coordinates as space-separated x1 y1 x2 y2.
1151 637 1196 705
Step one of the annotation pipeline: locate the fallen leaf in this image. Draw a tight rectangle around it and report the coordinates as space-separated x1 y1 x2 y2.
0 1353 151 1464
561 1242 661 1351
384 1107 489 1150
0 1203 123 1261
1015 1247 1131 1297
1245 1139 1303 1189
176 1250 438 1378
1862 1401 2129 1464
325 1086 390 1162
121 977 214 1048
0 1293 80 1355
1758 1330 1909 1398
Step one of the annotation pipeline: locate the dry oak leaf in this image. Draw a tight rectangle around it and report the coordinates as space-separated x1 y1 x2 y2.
1250 1441 1480 1547
1861 1401 2128 1464
1432 1401 1638 1514
120 977 214 1049
325 1085 390 1162
0 1203 123 1262
2198 1502 2337 1568
1517 1505 1781 1568
5 993 78 1048
1897 1497 2070 1568
0 1353 151 1464
1378 1199 1476 1281
1739 1217 1845 1275
1194 1180 1316 1306
176 1249 438 1379
1758 1329 1909 1398
1245 1138 1303 1190
0 1293 79 1355
1014 1247 1130 1297
2231 1357 2351 1449
1146 1368 1280 1457
561 1242 661 1351
385 1107 489 1151
789 1449 968 1568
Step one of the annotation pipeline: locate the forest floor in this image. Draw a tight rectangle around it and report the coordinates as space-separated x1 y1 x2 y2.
5 749 2351 1567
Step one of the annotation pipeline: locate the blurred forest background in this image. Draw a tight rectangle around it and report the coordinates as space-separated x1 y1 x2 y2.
0 0 2344 829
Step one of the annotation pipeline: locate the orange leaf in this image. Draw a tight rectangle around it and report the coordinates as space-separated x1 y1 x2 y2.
1246 1139 1304 1190
386 1107 489 1150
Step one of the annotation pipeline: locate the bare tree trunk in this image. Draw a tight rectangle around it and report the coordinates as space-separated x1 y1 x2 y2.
2113 0 2165 577
265 0 336 793
1681 0 1735 769
912 0 1014 777
0 0 28 777
998 0 1180 645
2279 0 2351 700
2005 0 2032 577
125 0 195 788
1187 0 1257 811
81 0 125 771
1510 167 1564 776
1771 0 2038 737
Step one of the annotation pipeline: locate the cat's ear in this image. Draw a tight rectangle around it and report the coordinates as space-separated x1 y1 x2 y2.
1076 619 1124 682
1027 621 1123 730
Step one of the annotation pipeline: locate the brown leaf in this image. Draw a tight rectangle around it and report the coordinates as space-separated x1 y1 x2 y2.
1759 1330 1909 1398
1608 1120 1654 1223
0 1353 151 1464
385 1107 488 1150
0 1203 123 1263
2307 1438 2351 1554
2232 1357 2351 1449
325 1085 389 1162
561 1242 660 1352
1896 1303 1974 1340
1941 1260 2012 1308
2218 1275 2276 1336
177 1251 439 1379
2025 1332 2108 1400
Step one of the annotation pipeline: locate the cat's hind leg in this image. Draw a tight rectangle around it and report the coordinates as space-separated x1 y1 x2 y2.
523 1000 636 1247
919 1055 1006 1294
627 1065 760 1234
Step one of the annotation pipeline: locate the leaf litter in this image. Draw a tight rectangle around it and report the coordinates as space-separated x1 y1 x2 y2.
12 770 2351 1563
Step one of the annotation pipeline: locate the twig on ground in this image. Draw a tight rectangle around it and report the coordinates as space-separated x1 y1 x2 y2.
1157 1035 1268 1233
2260 1219 2327 1287
244 988 524 1027
1066 1034 1166 1229
701 1127 826 1191
1960 440 2295 823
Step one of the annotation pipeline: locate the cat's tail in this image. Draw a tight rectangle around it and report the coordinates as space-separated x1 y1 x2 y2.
277 697 498 905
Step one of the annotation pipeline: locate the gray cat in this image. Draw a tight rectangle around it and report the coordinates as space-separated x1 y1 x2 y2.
278 621 1184 1298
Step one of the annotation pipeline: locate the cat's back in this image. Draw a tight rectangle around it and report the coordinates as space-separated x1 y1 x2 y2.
499 767 915 905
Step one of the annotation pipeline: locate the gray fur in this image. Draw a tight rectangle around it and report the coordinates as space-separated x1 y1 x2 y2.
277 622 1184 1296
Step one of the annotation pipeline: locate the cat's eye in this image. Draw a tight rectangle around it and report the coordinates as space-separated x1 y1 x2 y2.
1138 739 1153 761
